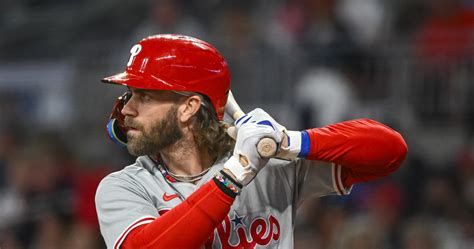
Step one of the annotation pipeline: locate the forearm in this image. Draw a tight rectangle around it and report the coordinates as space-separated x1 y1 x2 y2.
288 119 407 186
306 119 407 168
122 179 234 249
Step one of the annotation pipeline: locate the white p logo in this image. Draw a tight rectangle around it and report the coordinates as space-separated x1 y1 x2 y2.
127 44 142 67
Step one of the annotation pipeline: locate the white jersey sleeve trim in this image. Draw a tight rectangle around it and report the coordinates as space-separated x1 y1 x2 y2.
113 216 156 249
331 163 352 195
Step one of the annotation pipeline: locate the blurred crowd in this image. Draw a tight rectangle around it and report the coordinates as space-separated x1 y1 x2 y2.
0 0 473 248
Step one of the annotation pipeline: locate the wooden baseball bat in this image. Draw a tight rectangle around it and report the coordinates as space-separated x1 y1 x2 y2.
225 90 278 158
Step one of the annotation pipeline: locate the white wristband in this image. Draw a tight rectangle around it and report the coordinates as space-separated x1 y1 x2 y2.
278 130 302 160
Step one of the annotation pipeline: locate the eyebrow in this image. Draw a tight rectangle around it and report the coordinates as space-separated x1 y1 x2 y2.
128 88 176 100
127 87 146 94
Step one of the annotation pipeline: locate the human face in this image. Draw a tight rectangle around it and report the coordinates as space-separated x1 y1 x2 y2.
121 88 183 156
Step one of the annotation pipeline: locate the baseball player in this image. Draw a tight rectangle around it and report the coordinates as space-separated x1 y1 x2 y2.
95 34 407 249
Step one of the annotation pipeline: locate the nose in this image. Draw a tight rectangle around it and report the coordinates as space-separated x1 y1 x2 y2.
121 96 138 117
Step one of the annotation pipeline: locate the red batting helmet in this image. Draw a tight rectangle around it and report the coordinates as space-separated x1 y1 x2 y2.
102 34 231 120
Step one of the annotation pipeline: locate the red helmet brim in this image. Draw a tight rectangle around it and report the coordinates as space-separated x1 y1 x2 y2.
101 71 180 91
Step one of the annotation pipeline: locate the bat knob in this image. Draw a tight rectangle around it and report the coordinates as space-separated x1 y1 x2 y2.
257 138 278 158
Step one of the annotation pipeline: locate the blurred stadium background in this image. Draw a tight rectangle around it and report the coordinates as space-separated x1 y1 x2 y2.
0 0 473 248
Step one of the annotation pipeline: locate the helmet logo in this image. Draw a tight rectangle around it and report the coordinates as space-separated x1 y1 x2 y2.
127 44 142 67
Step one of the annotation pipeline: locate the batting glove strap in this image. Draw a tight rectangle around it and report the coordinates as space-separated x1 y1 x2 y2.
298 131 311 157
223 156 256 186
220 170 243 188
277 130 309 160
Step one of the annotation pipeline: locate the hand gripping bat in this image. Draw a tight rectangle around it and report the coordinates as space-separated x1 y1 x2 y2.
225 91 278 159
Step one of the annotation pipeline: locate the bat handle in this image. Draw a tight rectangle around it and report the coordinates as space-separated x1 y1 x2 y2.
239 137 278 166
226 90 278 158
257 137 278 158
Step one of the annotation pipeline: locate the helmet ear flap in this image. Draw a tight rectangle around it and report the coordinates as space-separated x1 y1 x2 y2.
107 119 127 146
106 91 131 147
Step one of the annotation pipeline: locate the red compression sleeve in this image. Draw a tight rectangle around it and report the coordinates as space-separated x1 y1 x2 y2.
305 119 407 187
121 180 234 249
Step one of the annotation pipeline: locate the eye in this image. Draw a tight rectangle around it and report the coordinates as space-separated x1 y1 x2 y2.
140 93 152 102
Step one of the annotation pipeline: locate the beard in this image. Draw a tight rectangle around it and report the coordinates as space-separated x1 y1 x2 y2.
124 105 183 156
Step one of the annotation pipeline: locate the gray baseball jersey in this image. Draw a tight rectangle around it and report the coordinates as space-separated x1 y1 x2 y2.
95 155 351 249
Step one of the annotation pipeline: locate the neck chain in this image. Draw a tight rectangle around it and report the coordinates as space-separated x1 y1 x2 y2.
166 167 211 183
149 156 211 184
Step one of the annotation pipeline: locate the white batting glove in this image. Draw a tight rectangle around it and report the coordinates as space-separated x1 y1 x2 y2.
227 108 286 139
227 108 304 161
224 120 282 186
276 130 305 160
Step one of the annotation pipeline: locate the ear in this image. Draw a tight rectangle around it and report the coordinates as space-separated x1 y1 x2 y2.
177 95 201 123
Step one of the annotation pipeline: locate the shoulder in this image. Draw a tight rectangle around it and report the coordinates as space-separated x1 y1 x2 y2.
95 156 156 200
99 158 143 183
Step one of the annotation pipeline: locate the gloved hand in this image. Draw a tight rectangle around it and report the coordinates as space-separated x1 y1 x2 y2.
227 108 286 140
223 113 283 186
227 108 304 161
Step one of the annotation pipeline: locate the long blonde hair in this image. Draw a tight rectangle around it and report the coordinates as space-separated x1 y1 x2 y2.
189 96 234 160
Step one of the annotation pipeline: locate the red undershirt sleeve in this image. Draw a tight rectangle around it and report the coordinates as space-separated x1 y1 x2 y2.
121 180 234 249
305 118 407 188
